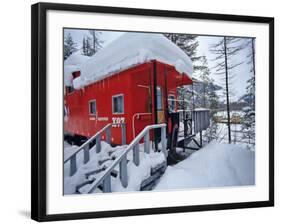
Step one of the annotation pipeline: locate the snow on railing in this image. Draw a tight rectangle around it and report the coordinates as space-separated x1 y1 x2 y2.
64 123 126 177
83 123 167 193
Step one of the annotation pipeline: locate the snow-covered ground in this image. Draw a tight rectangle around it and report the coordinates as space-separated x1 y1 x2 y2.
209 123 255 150
64 140 255 194
154 141 255 191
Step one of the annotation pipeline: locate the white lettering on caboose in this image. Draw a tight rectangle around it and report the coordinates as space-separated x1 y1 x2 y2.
112 117 125 127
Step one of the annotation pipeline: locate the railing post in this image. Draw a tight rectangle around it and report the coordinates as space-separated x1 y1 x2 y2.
200 131 203 147
119 156 128 188
96 135 101 153
161 126 167 157
121 122 126 145
106 126 111 144
133 143 140 166
206 111 209 126
144 131 150 154
194 111 197 133
103 176 111 193
83 144 90 164
69 154 77 176
200 111 202 131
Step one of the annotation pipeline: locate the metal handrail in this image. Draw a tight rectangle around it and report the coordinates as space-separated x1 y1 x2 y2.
64 123 115 177
84 123 167 194
64 123 112 163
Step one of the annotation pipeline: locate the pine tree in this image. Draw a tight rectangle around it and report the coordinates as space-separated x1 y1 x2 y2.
240 38 256 148
198 56 211 107
202 78 220 142
82 36 95 56
196 56 220 142
164 34 205 111
86 36 92 56
209 37 244 144
88 30 103 56
241 105 255 148
244 38 256 109
82 37 87 56
64 33 77 60
164 34 202 70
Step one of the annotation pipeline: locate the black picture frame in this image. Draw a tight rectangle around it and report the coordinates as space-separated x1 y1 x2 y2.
31 2 274 222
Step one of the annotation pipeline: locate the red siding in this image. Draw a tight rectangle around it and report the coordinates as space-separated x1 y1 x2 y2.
64 61 192 145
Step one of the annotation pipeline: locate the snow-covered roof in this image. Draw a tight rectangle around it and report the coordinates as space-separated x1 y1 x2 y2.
73 33 193 89
64 52 90 86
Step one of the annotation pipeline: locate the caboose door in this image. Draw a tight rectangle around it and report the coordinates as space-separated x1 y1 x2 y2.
152 61 167 150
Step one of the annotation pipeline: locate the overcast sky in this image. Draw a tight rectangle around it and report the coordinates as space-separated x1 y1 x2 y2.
64 29 253 100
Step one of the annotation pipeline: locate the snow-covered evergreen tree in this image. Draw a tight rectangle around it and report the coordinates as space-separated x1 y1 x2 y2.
198 56 211 107
197 57 220 142
82 36 93 56
82 37 86 56
240 38 256 148
164 34 202 71
241 106 255 148
243 38 256 108
164 34 205 110
64 33 77 60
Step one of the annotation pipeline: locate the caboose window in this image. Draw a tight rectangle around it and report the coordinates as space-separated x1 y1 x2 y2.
89 100 96 115
156 87 163 110
168 94 176 111
112 94 124 114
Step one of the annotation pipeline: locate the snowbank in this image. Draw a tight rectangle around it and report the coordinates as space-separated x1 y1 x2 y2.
74 33 193 89
64 52 90 86
154 142 255 190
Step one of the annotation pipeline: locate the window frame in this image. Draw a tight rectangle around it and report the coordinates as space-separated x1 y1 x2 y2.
89 99 97 115
156 86 163 111
112 94 125 114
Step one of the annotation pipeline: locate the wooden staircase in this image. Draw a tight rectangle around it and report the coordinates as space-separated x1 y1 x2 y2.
64 123 168 194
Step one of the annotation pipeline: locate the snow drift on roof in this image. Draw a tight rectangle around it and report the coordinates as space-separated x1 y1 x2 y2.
74 33 193 89
64 52 90 86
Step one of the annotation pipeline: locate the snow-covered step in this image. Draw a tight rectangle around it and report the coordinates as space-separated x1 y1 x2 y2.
76 159 130 194
98 157 115 166
84 166 107 179
77 169 119 194
76 179 96 193
140 160 167 191
64 124 168 195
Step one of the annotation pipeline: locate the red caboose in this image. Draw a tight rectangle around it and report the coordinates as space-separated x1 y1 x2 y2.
64 33 193 147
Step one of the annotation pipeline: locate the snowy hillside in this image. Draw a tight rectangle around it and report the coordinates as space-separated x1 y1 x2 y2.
154 142 255 190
